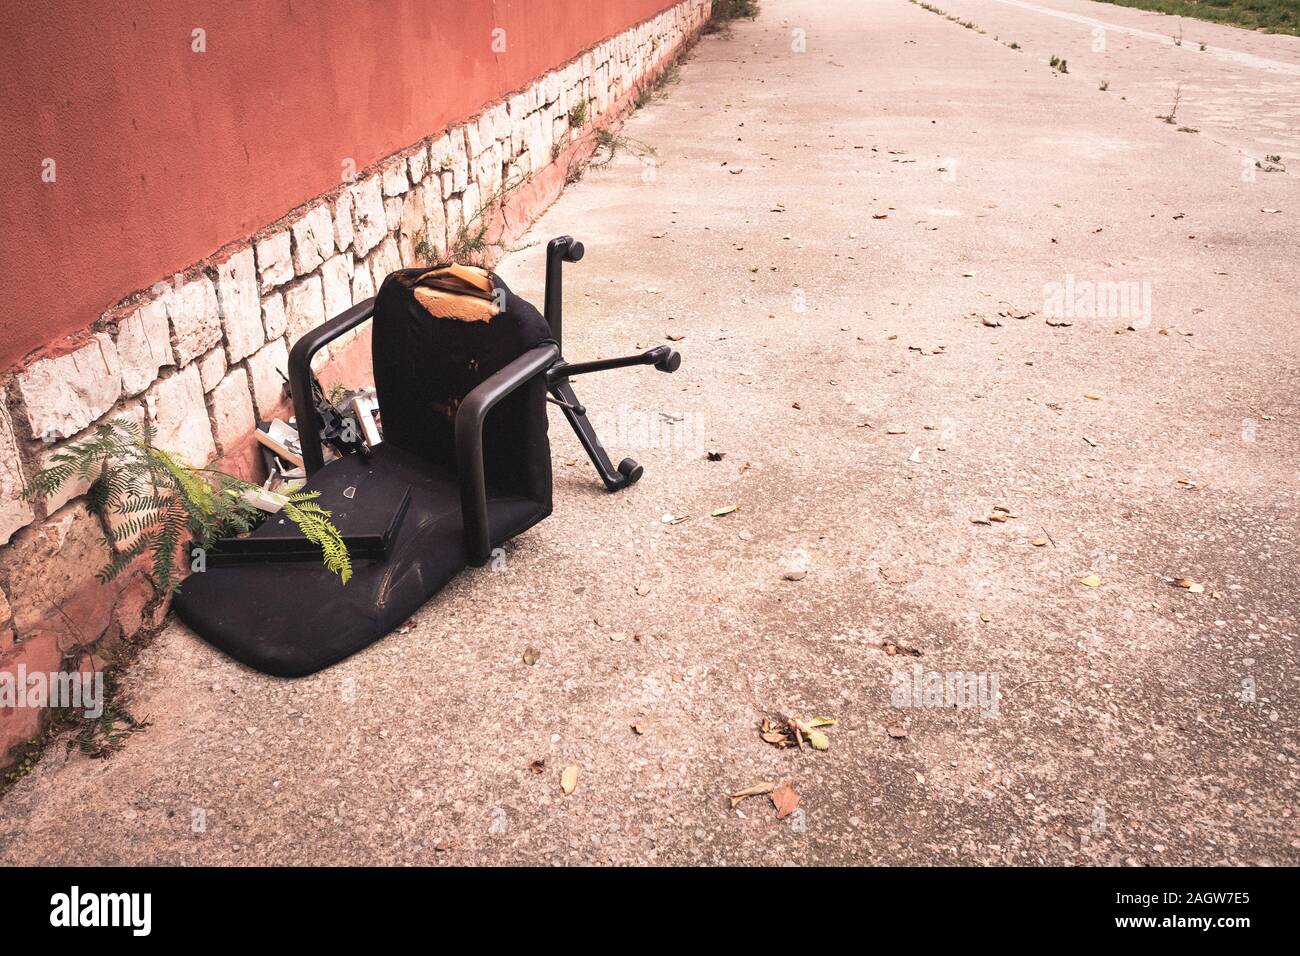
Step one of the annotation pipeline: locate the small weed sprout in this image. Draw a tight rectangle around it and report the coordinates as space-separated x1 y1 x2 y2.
1158 84 1183 125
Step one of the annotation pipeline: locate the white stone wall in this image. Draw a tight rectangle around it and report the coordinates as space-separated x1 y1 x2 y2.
0 0 711 558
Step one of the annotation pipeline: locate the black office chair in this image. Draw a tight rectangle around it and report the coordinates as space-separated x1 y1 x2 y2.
174 237 679 677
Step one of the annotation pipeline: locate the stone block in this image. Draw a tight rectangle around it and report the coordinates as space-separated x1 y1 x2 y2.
284 275 326 344
168 274 223 366
320 253 355 320
246 339 290 418
255 230 294 293
290 205 335 275
381 158 410 197
115 298 173 396
196 347 227 393
209 367 256 453
145 365 215 466
0 408 34 546
262 292 287 341
17 334 122 440
213 246 263 362
349 176 388 256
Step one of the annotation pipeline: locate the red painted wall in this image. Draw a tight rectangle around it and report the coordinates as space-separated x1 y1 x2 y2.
0 0 684 370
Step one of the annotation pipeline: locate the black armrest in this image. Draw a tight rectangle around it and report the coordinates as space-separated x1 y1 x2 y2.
455 343 561 565
288 298 376 475
543 235 584 348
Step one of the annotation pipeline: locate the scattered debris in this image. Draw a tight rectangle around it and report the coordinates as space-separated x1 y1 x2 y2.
759 715 836 751
728 781 775 808
882 639 922 657
560 764 581 795
522 646 541 665
974 505 1017 525
706 450 725 461
1173 577 1205 593
886 724 908 739
528 759 546 774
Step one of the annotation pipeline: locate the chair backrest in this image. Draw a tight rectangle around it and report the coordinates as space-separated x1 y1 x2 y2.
371 267 555 502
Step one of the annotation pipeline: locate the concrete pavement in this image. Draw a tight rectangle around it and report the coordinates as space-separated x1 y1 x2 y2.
1 0 1296 865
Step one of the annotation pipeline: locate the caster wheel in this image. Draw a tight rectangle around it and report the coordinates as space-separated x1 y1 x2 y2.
655 349 682 373
617 458 644 486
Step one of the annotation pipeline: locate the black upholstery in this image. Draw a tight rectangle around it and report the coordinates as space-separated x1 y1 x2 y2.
373 268 555 501
173 444 547 677
174 268 555 677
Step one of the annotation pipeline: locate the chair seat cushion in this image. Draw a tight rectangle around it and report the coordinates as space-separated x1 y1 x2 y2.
173 443 549 677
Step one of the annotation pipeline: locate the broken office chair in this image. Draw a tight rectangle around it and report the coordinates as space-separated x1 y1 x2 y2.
174 237 680 677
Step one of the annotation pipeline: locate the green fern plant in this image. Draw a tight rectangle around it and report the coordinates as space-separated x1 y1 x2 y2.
23 417 350 594
281 492 351 584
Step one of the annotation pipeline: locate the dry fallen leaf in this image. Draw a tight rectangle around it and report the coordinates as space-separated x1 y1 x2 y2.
771 782 801 819
1032 538 1049 547
522 646 541 665
1174 577 1205 593
609 631 629 642
528 759 546 774
1079 574 1103 588
711 504 739 517
560 764 580 795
